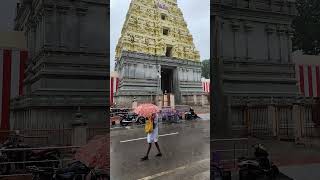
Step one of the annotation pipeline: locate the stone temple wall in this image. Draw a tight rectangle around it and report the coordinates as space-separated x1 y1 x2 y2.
212 0 298 98
114 51 204 106
211 0 300 137
11 0 109 129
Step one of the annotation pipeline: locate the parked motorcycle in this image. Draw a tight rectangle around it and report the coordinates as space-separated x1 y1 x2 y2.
184 107 199 120
86 168 110 180
27 166 56 180
119 112 146 126
28 161 109 180
0 135 61 175
161 107 180 123
0 135 30 175
53 161 90 180
28 149 61 167
238 144 279 180
0 147 10 175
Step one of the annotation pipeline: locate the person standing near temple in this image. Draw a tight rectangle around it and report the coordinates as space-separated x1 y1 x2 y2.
141 112 162 161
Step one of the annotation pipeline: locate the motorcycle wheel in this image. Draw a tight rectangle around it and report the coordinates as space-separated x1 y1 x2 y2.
239 168 258 180
270 165 280 179
138 117 146 124
239 169 247 180
120 120 129 126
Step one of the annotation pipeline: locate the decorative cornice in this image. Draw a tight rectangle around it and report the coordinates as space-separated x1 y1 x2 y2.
273 0 285 6
119 51 202 69
43 3 54 11
42 4 54 15
265 24 276 34
276 26 286 35
229 95 305 106
231 21 240 31
76 6 88 16
11 95 108 109
212 0 296 17
56 5 70 14
244 22 254 32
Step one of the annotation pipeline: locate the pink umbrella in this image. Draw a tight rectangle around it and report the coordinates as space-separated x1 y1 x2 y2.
75 135 109 170
134 103 160 117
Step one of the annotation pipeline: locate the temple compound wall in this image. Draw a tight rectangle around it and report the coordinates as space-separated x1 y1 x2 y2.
210 0 315 138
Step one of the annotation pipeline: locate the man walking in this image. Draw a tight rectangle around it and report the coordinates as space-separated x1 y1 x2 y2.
141 112 162 161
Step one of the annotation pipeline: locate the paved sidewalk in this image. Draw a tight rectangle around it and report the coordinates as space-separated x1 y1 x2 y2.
248 138 320 167
212 137 320 180
137 159 209 180
198 113 210 121
280 163 320 180
244 138 320 179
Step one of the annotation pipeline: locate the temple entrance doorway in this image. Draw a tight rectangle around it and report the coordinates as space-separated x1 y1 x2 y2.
161 68 174 94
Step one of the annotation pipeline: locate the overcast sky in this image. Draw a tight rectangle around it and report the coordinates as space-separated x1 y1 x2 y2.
0 0 18 31
110 0 210 71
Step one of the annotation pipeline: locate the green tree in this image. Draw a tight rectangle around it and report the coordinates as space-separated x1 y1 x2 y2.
201 59 210 79
292 0 320 55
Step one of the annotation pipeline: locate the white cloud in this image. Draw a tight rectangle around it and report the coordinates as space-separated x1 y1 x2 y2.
110 0 210 70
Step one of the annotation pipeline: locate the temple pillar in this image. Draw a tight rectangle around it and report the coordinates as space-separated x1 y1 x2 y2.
268 104 277 137
293 104 302 141
170 94 175 109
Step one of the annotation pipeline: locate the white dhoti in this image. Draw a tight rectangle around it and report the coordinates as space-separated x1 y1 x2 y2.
147 113 160 143
147 126 158 143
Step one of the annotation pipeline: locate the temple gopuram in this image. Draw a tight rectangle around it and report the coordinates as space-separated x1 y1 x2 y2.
114 0 206 106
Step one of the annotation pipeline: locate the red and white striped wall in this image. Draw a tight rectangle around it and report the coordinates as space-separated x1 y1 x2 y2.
297 64 320 97
0 49 27 130
110 72 119 105
202 78 210 93
293 53 320 97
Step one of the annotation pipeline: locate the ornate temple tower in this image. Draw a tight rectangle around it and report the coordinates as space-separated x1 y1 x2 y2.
11 0 109 129
115 0 204 105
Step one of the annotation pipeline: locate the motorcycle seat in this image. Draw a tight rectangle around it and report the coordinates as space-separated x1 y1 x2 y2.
56 172 75 179
238 160 260 167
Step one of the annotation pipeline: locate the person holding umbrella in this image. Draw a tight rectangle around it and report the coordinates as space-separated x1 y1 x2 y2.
141 112 162 161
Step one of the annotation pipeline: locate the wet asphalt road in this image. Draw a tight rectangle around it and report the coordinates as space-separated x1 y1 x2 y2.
110 115 320 180
110 120 210 180
279 164 320 180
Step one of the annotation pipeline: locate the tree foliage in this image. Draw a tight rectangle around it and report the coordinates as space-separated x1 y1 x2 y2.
201 59 210 79
293 0 320 55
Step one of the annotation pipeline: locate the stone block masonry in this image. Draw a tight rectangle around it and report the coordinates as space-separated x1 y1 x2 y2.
115 51 204 106
11 0 109 129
